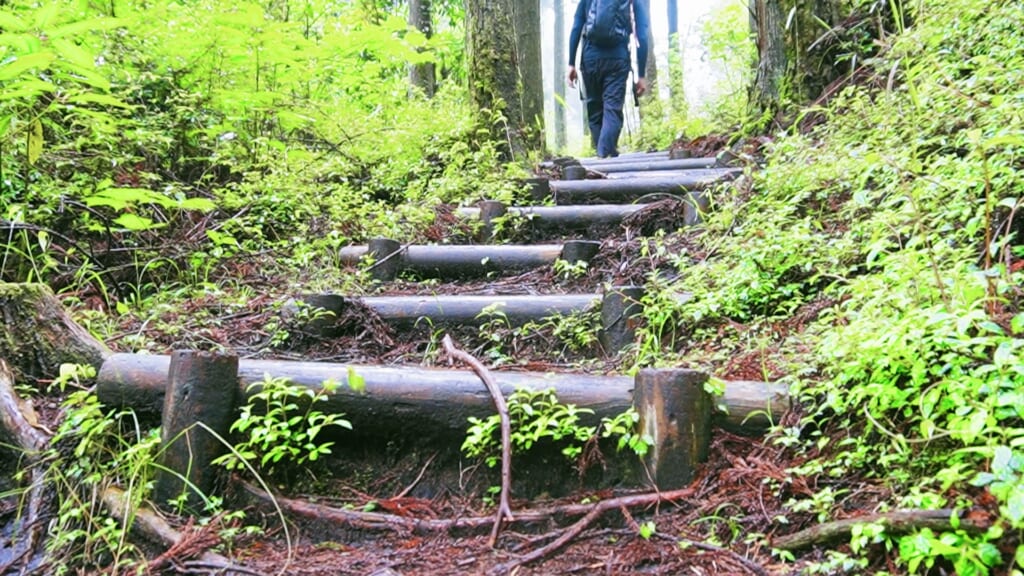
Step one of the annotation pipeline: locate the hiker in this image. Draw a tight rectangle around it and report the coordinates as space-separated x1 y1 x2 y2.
567 0 650 158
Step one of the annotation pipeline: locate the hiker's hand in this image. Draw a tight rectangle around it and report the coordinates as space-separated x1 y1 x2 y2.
568 66 578 88
635 77 648 97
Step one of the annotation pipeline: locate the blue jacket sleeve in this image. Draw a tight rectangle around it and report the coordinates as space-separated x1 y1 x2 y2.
633 0 650 77
568 1 588 66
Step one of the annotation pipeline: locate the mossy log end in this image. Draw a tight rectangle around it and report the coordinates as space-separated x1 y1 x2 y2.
0 283 110 382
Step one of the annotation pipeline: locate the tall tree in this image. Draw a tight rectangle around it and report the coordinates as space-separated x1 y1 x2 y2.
639 0 657 85
749 0 786 120
666 0 685 114
408 0 436 97
515 0 544 148
749 0 848 123
552 0 567 150
466 0 544 159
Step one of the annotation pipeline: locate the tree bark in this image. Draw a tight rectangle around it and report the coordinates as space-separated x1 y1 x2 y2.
466 0 542 160
553 0 567 151
749 0 786 122
638 0 657 84
0 283 110 383
408 0 436 97
516 0 544 151
749 0 846 123
666 0 685 115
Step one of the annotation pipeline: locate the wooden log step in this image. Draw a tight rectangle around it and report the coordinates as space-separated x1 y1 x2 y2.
96 354 791 436
456 204 646 231
584 157 719 173
357 294 600 327
578 151 671 165
338 240 601 281
550 169 740 205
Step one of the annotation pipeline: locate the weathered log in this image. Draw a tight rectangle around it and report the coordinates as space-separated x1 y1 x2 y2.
96 354 790 435
635 369 712 489
358 294 600 327
587 157 719 174
578 151 671 166
772 509 989 551
153 351 239 511
101 486 239 570
550 169 740 205
339 243 567 278
0 283 110 381
599 286 644 355
367 238 402 282
477 200 507 241
457 204 646 230
563 165 588 180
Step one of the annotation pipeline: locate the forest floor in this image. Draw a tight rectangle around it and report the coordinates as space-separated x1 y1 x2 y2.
75 162 865 575
1 140 905 576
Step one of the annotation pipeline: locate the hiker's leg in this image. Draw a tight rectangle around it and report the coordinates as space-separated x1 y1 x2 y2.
581 62 604 153
596 59 630 158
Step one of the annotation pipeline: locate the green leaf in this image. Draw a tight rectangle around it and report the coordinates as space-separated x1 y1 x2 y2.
1007 487 1024 525
66 92 133 109
48 17 128 38
113 213 159 231
0 12 28 32
0 51 56 81
26 118 42 165
178 197 216 211
346 366 366 393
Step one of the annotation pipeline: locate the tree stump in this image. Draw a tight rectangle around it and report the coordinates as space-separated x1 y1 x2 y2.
634 369 712 489
0 283 109 383
153 350 239 512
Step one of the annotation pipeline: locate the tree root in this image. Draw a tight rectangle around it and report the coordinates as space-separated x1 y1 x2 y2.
441 334 513 547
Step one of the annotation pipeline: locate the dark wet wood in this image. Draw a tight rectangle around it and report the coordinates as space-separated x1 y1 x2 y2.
0 282 110 382
96 354 789 436
634 369 713 489
153 351 239 512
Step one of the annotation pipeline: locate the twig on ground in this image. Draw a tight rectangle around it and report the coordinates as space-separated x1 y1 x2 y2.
441 334 513 547
490 487 696 575
394 452 437 499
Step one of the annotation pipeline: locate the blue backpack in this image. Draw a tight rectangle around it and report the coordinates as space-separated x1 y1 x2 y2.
584 0 633 48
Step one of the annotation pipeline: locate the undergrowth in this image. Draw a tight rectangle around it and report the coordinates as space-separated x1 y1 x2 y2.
633 0 1023 572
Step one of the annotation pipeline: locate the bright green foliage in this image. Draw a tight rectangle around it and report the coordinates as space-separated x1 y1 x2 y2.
214 375 352 476
462 387 650 469
44 375 158 574
630 0 1023 571
0 0 506 308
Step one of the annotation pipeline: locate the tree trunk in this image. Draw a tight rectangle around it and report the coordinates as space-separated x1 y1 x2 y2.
553 0 567 151
516 0 545 152
666 0 685 115
749 0 846 123
0 283 110 383
639 0 657 84
408 0 436 97
749 0 786 121
466 0 542 160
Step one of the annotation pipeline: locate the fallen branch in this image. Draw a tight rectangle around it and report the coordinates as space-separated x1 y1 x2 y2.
0 357 52 574
241 480 694 537
441 334 513 547
490 487 696 575
772 508 990 551
101 486 262 575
